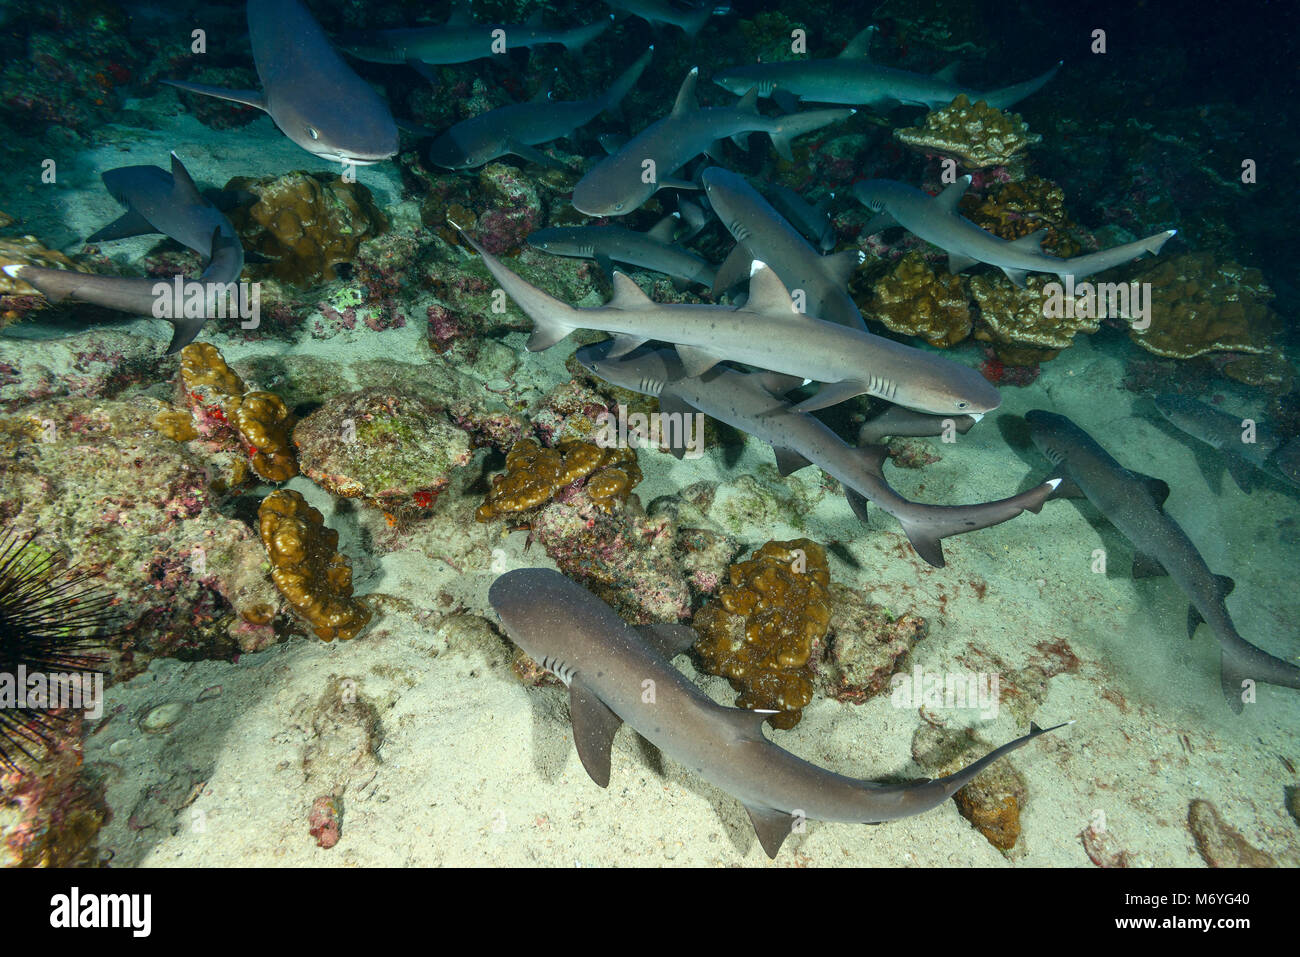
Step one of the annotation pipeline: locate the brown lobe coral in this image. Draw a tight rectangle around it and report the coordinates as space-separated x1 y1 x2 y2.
895 94 1042 171
868 251 972 347
476 437 641 521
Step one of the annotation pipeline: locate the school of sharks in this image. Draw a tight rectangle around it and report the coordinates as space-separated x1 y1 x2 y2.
2 0 1297 864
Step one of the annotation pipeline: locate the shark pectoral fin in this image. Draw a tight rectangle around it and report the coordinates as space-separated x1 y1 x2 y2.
1129 471 1171 508
1131 551 1167 579
947 252 979 274
674 345 723 378
164 315 208 355
712 243 753 297
597 133 627 155
595 253 615 282
844 486 871 524
85 209 158 244
902 523 947 568
605 334 648 358
935 176 972 213
862 212 897 235
1215 574 1236 598
164 80 268 113
754 371 806 397
771 89 800 113
406 60 438 82
788 380 865 413
1219 651 1248 714
823 249 865 288
743 803 796 859
508 141 566 170
634 623 699 658
773 446 814 476
568 680 624 789
1187 604 1204 641
1046 474 1085 499
1000 267 1030 287
730 131 753 151
608 272 653 309
1224 456 1256 493
670 276 689 292
658 177 701 191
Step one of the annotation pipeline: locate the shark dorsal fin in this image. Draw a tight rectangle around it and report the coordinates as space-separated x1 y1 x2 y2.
822 248 864 287
672 67 700 116
744 803 795 859
1009 228 1051 251
447 0 472 24
736 87 760 113
935 176 971 213
608 272 652 309
742 261 799 315
933 61 961 82
645 213 679 244
568 680 623 789
1129 470 1171 508
634 622 698 658
838 25 877 59
169 152 204 206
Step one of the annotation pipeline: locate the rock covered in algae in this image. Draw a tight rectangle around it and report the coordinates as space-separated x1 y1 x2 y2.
1128 252 1282 362
293 386 474 513
969 273 1101 363
1187 799 1276 867
816 583 927 704
258 490 371 642
693 539 833 730
957 177 1083 257
0 395 286 664
868 250 972 347
222 171 388 284
911 721 1028 852
159 343 298 484
896 94 1041 171
476 437 641 521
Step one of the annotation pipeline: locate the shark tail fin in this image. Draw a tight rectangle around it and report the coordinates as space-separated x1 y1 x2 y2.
925 720 1072 804
601 47 653 117
565 15 613 51
981 60 1063 110
767 109 855 162
164 315 208 355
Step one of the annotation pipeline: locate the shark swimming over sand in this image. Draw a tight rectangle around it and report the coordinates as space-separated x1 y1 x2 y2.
1153 394 1300 492
577 343 1057 566
528 213 716 290
490 567 1067 857
455 227 1001 417
4 153 246 354
426 49 652 170
854 178 1176 287
165 0 398 165
1027 410 1300 712
702 166 866 331
341 2 610 66
713 25 1062 111
571 68 853 216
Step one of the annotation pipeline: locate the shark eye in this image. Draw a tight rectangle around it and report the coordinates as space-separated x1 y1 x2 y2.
955 400 970 410
307 127 320 140
614 202 624 211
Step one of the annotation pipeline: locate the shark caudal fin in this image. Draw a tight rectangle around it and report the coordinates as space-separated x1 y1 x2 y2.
163 315 208 355
600 47 653 117
982 60 1063 110
929 720 1072 801
767 109 855 162
1058 229 1178 283
452 223 580 350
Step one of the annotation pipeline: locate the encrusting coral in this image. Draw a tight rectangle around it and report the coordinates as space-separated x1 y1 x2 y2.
476 437 641 522
969 274 1101 364
693 539 832 730
223 171 388 284
258 490 371 642
159 343 298 483
868 251 972 347
895 94 1042 172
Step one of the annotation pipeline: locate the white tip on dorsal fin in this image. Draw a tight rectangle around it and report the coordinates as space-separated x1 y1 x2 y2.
608 272 653 309
672 68 700 116
743 261 800 316
838 25 877 59
169 151 202 204
935 176 971 213
3 264 24 278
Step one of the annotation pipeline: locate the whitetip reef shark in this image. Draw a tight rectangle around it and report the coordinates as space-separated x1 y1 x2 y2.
1153 394 1300 492
757 180 836 252
166 0 398 165
713 25 1062 111
854 178 1176 287
4 153 244 355
702 166 866 331
607 0 730 35
490 567 1069 858
528 213 717 290
576 342 1058 567
1026 410 1300 712
571 68 853 216
341 2 610 66
426 48 653 170
454 226 1001 417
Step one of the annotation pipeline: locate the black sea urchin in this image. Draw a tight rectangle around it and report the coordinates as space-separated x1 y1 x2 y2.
0 531 115 773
